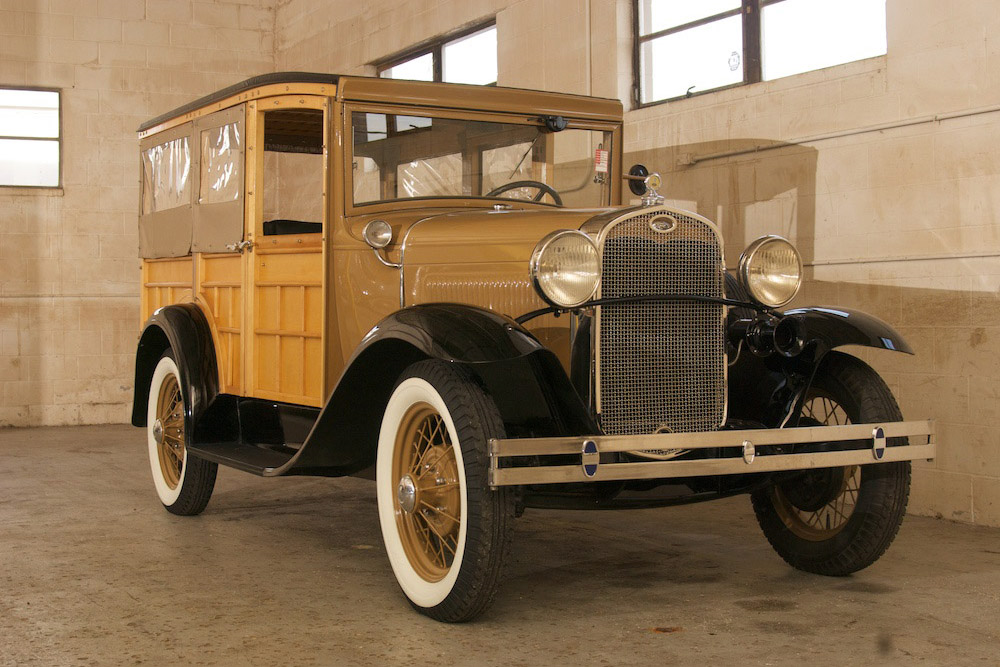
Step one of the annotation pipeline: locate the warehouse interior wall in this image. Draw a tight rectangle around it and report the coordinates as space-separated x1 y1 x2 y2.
1 0 997 527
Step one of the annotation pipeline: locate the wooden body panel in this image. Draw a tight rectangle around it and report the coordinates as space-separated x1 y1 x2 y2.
141 257 193 321
196 253 243 394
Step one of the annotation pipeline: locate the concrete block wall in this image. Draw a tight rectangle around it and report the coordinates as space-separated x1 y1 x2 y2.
3 0 998 526
624 0 1000 526
0 0 274 426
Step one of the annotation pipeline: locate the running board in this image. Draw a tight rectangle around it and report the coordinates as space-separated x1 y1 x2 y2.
188 442 296 475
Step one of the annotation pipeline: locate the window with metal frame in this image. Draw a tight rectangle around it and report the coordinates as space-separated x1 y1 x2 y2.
0 87 61 187
378 23 498 86
635 0 886 106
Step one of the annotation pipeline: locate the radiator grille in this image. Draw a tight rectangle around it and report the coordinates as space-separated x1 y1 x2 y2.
596 210 726 436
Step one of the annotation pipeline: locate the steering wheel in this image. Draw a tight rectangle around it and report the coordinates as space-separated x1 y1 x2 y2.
485 180 563 206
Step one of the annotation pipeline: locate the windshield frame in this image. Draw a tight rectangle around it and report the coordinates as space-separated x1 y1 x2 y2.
343 102 621 215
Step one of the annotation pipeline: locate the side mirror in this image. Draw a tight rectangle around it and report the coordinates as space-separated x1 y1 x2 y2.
625 164 650 196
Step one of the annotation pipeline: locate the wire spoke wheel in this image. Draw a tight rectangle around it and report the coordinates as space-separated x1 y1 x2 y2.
155 372 186 489
771 392 860 541
750 352 911 576
393 403 462 582
376 360 515 622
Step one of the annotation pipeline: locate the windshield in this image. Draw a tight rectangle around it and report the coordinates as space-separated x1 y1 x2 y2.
350 110 613 208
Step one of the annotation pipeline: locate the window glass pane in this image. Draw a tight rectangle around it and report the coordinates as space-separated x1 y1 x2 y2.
380 52 434 81
638 0 740 35
482 143 533 193
442 26 498 85
351 110 612 207
353 156 381 203
142 136 191 214
763 0 886 81
200 122 243 205
397 154 464 198
0 138 59 186
640 15 744 103
394 115 432 132
0 89 59 139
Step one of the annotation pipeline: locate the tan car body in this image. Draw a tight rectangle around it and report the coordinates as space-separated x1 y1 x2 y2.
138 75 622 408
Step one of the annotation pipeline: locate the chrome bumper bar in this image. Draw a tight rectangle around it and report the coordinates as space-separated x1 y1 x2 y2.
488 420 935 487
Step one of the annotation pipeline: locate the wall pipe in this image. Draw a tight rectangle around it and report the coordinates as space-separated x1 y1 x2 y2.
680 103 1000 166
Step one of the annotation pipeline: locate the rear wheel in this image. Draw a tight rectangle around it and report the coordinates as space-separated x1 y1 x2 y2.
376 360 514 622
146 352 217 516
751 352 911 575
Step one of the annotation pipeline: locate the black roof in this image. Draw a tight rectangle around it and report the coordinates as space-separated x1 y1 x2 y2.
137 72 341 132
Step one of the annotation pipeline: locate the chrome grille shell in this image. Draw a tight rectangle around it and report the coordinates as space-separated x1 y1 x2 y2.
593 207 726 437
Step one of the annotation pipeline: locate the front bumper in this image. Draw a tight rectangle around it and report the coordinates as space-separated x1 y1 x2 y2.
488 420 935 487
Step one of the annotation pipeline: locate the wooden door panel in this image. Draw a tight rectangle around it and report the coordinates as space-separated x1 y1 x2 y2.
198 253 242 395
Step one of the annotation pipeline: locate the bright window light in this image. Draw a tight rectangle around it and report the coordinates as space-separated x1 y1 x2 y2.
763 0 887 80
442 25 497 85
380 52 434 82
640 14 744 103
379 23 497 86
0 88 60 187
636 0 888 105
639 0 740 34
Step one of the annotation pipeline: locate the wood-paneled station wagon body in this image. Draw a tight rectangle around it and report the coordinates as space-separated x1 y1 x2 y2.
133 73 935 621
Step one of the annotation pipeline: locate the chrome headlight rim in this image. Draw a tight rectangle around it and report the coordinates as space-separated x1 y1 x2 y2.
530 229 601 308
738 235 803 308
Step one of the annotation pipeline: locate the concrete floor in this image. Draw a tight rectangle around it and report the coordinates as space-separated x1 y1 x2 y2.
1 426 998 666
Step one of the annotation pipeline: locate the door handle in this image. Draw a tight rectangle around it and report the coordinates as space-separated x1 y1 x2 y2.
225 240 254 253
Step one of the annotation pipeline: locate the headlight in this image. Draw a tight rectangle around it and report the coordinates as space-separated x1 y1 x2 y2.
738 235 802 308
530 230 600 307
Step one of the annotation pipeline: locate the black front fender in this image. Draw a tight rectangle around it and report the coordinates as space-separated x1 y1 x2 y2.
284 304 595 476
131 304 219 434
729 306 912 427
781 306 913 358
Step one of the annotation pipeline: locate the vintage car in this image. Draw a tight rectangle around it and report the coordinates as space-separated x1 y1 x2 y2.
132 73 935 622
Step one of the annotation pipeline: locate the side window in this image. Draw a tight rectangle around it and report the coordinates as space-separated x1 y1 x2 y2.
199 122 242 205
191 105 245 253
139 124 196 259
261 108 324 235
141 135 191 214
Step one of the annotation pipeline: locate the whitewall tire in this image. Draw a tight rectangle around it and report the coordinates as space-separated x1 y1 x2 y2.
146 352 217 516
376 360 514 622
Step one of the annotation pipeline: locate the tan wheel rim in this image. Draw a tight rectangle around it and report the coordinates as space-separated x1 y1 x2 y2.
392 402 461 583
772 393 860 541
154 372 185 490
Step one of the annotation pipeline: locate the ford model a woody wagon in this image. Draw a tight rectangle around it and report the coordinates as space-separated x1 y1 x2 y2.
133 73 934 622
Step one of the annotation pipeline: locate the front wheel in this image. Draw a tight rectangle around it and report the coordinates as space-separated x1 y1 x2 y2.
376 360 514 622
751 352 911 575
146 352 217 516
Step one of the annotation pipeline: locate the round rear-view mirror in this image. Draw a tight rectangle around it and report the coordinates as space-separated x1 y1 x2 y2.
626 164 650 196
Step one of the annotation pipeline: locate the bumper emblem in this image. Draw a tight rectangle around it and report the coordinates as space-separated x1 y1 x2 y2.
581 440 599 478
742 440 756 464
872 427 886 460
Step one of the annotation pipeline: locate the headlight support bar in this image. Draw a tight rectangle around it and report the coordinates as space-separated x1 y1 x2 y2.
514 293 767 325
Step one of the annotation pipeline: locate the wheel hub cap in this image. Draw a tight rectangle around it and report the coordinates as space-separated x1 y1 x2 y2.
152 418 164 445
397 474 418 514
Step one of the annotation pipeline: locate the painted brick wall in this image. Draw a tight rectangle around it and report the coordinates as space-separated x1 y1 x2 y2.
0 0 274 426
